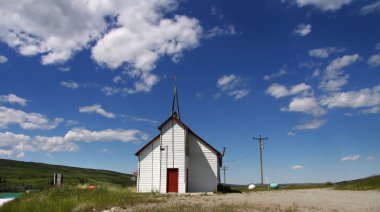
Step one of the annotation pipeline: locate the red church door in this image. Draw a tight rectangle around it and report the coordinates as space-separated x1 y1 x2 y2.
167 168 178 193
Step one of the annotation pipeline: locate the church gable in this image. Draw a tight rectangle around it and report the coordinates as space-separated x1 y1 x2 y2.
135 116 221 157
135 79 221 193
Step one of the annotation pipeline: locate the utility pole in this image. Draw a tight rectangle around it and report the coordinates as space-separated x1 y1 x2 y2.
253 135 269 185
222 165 228 184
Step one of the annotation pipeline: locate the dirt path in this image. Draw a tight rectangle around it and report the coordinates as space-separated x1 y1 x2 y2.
107 189 380 211
191 188 380 211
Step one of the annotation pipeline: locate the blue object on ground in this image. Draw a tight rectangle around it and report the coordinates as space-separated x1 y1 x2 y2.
269 183 279 189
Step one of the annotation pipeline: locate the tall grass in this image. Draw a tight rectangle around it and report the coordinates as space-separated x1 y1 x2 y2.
0 186 163 212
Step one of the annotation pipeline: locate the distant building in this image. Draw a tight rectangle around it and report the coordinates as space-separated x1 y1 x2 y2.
135 80 222 193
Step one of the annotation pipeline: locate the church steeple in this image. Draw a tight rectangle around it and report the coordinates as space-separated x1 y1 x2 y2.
171 76 180 119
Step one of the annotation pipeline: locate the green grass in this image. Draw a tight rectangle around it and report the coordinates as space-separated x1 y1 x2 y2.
334 175 380 190
0 186 163 212
0 159 135 191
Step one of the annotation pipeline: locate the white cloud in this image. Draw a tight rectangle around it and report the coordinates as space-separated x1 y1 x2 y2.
205 25 236 39
293 0 353 11
291 83 313 95
121 114 158 125
92 12 201 93
295 119 326 130
99 148 110 153
325 54 361 75
320 54 360 91
308 47 343 58
113 76 123 84
217 74 250 100
0 0 111 64
291 165 304 170
366 156 375 160
0 55 8 63
265 83 311 99
282 97 325 116
65 120 79 127
122 74 160 94
367 53 380 67
16 152 25 158
0 0 203 94
0 106 63 130
361 106 380 114
213 93 222 100
288 132 296 136
0 127 148 156
312 69 320 78
320 74 349 92
228 89 250 100
263 69 287 81
344 112 354 117
0 131 78 155
320 85 380 109
266 84 288 98
64 128 148 143
376 43 380 51
211 6 223 19
195 92 203 99
294 24 311 37
217 74 239 91
341 154 360 161
0 94 27 106
79 104 115 119
101 86 120 96
58 67 70 72
0 149 12 156
361 0 380 15
61 81 80 89
299 61 322 69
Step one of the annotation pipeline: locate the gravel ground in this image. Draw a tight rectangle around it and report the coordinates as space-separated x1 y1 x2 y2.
118 188 380 211
197 188 380 211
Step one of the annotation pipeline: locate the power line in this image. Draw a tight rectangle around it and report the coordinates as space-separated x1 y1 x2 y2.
223 152 253 163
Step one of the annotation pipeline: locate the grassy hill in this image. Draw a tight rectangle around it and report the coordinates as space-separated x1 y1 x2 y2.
334 175 380 190
0 159 134 191
229 175 380 192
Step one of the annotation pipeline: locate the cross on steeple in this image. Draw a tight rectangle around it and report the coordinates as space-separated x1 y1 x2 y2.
171 76 180 119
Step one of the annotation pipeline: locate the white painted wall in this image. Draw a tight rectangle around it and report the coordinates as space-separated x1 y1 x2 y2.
137 137 160 192
188 133 219 192
160 119 186 193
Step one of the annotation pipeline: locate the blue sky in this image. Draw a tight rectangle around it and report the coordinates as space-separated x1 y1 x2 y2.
0 0 379 184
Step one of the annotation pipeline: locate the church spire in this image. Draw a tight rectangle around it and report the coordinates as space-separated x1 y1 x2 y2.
171 76 180 119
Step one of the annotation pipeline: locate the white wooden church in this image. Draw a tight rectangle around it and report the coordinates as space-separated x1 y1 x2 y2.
135 81 222 193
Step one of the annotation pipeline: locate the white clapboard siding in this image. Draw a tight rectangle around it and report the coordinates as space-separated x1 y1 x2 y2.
188 133 218 192
137 137 160 192
160 119 186 193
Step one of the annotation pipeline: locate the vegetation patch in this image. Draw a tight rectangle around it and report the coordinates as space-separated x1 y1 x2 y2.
334 175 380 190
0 186 163 212
0 159 134 192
